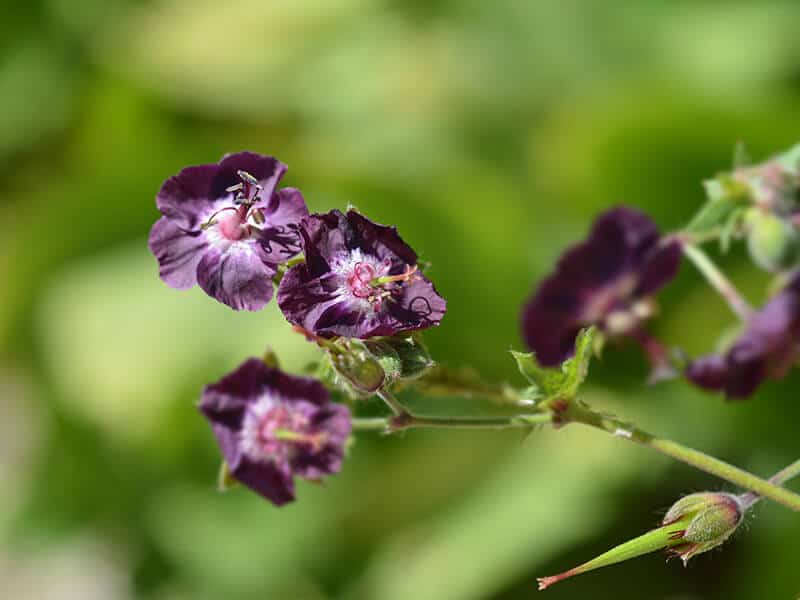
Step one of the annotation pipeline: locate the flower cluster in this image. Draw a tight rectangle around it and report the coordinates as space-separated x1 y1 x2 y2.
149 152 446 505
149 144 800 591
149 145 798 520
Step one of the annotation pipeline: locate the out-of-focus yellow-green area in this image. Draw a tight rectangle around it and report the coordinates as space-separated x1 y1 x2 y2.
1 1 799 598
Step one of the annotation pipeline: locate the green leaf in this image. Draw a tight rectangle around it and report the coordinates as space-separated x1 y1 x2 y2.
510 327 595 401
685 175 749 250
718 205 746 252
330 346 386 395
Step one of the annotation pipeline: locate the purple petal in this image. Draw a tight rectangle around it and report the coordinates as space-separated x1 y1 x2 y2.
258 189 308 263
156 164 220 230
234 459 296 506
593 206 660 256
291 403 352 480
686 353 767 400
686 355 732 393
264 187 309 226
346 210 418 266
686 273 800 399
277 266 342 332
270 370 331 408
312 298 371 337
197 243 276 311
200 358 270 414
521 206 678 364
299 210 418 276
148 217 208 290
382 274 447 334
521 274 585 367
299 212 350 276
636 240 683 296
216 152 288 206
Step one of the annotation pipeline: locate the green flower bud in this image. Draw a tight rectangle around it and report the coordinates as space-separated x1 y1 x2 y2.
536 491 743 590
330 346 385 395
662 492 743 565
745 208 800 272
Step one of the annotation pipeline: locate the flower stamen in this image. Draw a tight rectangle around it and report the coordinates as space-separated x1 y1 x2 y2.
371 264 419 287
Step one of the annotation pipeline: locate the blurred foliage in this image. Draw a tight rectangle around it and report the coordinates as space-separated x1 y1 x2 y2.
2 1 800 598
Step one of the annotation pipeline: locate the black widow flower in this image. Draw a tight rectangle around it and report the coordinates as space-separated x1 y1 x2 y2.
686 272 800 399
521 206 682 369
199 358 351 506
148 152 308 311
277 209 446 339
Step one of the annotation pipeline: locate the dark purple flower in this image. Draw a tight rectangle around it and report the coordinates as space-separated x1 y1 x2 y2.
148 152 308 311
199 358 351 506
686 273 800 399
277 209 447 338
521 206 682 366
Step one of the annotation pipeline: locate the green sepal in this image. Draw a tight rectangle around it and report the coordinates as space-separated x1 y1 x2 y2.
329 343 386 396
363 339 402 381
511 327 595 403
686 175 749 249
262 347 281 369
364 334 435 383
744 208 800 272
217 461 239 492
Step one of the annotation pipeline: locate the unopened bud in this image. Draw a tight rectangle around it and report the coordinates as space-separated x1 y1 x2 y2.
662 492 743 565
331 347 385 394
537 491 743 590
745 209 800 272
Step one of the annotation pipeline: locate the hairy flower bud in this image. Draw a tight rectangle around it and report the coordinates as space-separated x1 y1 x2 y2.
537 491 744 590
745 209 800 272
662 492 743 565
330 346 386 394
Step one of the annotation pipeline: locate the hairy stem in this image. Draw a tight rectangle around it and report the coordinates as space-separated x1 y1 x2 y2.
681 243 754 321
739 458 800 510
565 403 800 512
375 388 410 416
359 381 800 510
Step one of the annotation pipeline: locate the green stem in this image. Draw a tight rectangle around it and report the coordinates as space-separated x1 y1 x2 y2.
413 364 524 405
273 255 306 285
739 458 800 510
350 417 392 432
352 412 553 432
681 242 754 321
375 388 409 417
565 403 800 512
360 378 800 510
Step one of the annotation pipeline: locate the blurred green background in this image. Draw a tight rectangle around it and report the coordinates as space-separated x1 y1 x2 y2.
2 1 800 598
